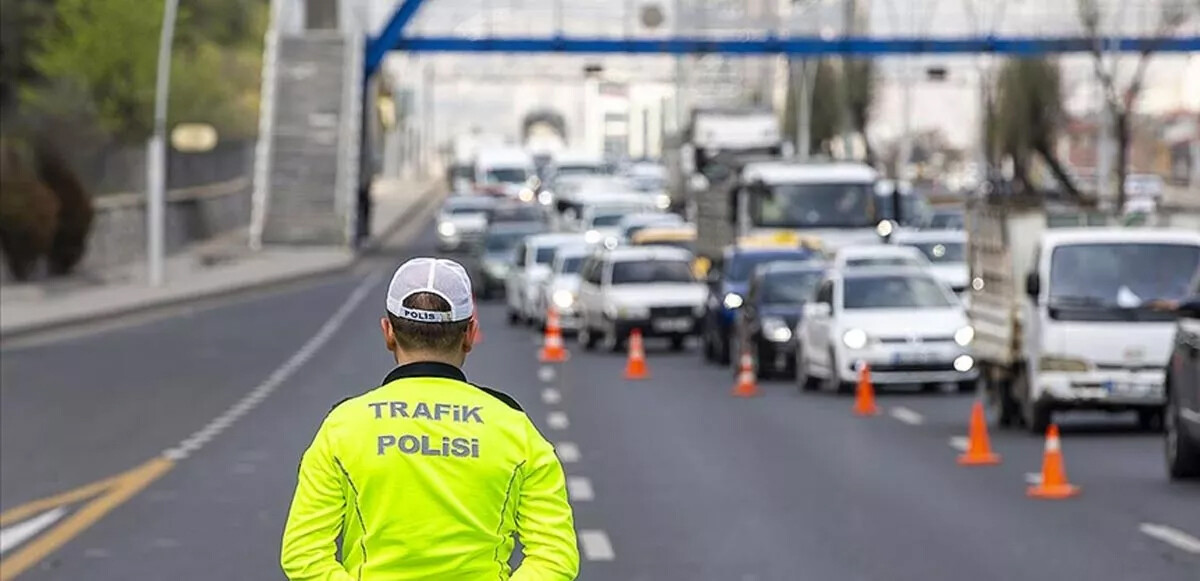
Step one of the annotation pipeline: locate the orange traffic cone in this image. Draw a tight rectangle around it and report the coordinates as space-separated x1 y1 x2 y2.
958 400 1001 465
1027 424 1080 499
538 306 569 363
624 329 649 380
732 349 758 397
852 362 880 416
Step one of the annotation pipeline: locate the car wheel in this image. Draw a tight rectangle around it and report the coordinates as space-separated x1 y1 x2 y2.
701 328 715 362
751 341 770 380
716 334 731 366
601 323 623 353
796 346 819 392
1166 377 1200 479
579 322 598 351
826 349 852 394
1020 380 1053 436
669 335 686 352
506 308 519 325
1137 409 1164 432
984 375 1019 429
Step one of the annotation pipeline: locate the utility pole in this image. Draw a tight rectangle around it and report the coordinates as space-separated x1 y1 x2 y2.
146 0 180 287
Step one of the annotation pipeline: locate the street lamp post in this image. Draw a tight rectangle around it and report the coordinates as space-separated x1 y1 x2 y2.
146 0 181 287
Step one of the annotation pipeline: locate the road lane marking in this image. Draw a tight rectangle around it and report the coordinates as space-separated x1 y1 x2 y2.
889 407 925 425
547 411 570 430
0 457 172 581
1024 473 1042 485
1139 523 1200 555
541 388 562 404
538 366 557 383
0 508 66 556
948 436 969 452
578 530 615 561
164 271 382 461
566 477 594 501
555 442 580 463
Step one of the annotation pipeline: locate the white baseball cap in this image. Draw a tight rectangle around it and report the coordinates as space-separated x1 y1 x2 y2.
386 258 475 323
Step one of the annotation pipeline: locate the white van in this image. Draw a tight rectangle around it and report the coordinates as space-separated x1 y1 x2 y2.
474 148 536 199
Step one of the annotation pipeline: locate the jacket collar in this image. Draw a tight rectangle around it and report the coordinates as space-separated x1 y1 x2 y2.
380 361 467 386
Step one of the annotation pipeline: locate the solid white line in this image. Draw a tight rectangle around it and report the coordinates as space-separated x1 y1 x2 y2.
1024 472 1043 485
578 530 615 561
162 271 383 461
889 406 925 426
556 442 581 463
948 436 969 452
541 388 562 405
547 411 570 430
0 507 67 555
566 476 594 501
1139 523 1200 555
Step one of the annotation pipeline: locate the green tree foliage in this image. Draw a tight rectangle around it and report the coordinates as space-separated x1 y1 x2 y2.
0 0 57 115
844 59 876 165
994 58 1080 197
23 0 267 143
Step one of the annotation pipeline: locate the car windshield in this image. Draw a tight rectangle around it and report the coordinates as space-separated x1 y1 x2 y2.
591 212 626 227
446 200 493 214
559 256 584 274
556 165 602 176
845 256 923 268
611 260 695 284
485 231 534 252
486 168 528 184
928 211 965 230
874 194 931 226
535 247 556 264
762 271 823 304
843 275 955 309
450 165 473 180
754 183 875 229
728 253 810 281
1048 242 1200 322
629 176 665 192
903 242 964 264
489 206 542 223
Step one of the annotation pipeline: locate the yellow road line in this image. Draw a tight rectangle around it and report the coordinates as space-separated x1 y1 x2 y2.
0 457 174 581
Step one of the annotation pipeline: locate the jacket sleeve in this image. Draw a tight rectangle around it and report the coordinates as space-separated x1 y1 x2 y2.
280 419 355 581
510 422 580 581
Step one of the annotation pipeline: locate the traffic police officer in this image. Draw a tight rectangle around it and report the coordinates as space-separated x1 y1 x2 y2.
281 258 579 580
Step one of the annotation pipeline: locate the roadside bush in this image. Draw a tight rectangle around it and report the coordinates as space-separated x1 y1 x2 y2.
34 140 93 275
0 139 60 281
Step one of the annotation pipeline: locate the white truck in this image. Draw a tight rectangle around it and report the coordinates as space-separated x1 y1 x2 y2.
666 107 787 212
968 197 1200 433
691 158 884 260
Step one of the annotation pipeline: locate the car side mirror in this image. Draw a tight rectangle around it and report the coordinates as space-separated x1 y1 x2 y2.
1178 297 1200 318
688 174 710 193
1025 271 1041 302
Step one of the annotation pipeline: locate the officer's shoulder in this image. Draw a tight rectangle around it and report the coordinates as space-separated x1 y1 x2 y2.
470 383 524 412
326 388 379 418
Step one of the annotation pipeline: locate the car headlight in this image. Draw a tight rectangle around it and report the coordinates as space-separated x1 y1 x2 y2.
723 293 744 309
655 194 671 210
584 230 602 244
604 236 620 250
552 289 575 309
842 328 869 350
762 317 792 343
519 188 535 203
1039 355 1089 372
954 325 975 347
538 190 553 206
437 222 457 237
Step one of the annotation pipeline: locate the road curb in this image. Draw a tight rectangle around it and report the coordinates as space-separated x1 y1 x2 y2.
0 181 444 344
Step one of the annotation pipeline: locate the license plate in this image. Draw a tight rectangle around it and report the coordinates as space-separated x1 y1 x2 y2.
892 350 932 364
653 317 692 332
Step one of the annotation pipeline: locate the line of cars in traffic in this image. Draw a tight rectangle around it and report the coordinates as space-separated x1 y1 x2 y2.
435 167 1200 482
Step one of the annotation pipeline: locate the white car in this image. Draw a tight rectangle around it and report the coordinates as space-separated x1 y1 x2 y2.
505 233 587 324
436 196 496 251
832 244 931 270
576 246 706 352
531 244 591 331
891 230 968 294
796 266 979 392
573 194 661 246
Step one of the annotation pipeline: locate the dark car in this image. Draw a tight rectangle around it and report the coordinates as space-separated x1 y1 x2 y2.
731 261 825 378
926 208 965 230
700 246 818 365
467 223 546 299
487 202 545 227
1166 278 1200 480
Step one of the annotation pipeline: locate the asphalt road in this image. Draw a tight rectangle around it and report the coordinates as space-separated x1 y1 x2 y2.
2 219 1198 580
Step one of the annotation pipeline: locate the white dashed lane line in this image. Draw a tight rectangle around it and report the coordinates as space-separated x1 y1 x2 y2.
1024 473 1042 485
888 406 925 426
555 442 580 463
541 388 562 405
547 411 570 430
1139 523 1200 555
579 530 615 561
538 366 557 383
566 477 594 501
948 436 969 452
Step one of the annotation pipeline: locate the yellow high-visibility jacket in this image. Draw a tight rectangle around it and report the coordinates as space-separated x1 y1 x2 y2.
281 361 579 580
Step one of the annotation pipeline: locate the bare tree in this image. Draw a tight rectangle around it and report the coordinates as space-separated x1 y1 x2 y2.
1077 0 1192 209
994 57 1082 198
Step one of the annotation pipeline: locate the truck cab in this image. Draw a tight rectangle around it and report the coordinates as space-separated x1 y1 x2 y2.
970 200 1200 433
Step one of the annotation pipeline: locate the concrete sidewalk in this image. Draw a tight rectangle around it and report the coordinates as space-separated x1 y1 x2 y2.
0 178 444 340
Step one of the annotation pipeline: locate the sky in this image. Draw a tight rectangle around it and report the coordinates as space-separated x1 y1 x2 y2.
358 0 1199 149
